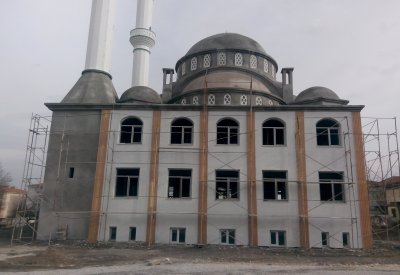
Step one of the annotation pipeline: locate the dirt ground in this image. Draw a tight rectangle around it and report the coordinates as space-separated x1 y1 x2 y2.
1 240 400 274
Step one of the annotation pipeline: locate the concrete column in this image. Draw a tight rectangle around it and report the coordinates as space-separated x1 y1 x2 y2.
198 110 208 245
85 0 116 74
295 111 310 248
352 112 373 249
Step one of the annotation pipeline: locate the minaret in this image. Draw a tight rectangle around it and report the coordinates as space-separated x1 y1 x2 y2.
61 0 118 104
130 0 156 87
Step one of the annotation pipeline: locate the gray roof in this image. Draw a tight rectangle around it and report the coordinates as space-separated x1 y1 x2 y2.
119 86 162 104
186 33 268 56
61 70 118 104
296 86 339 102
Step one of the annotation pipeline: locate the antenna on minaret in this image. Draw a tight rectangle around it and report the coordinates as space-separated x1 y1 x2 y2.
130 0 156 87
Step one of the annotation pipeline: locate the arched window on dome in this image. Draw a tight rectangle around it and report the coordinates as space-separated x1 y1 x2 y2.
193 96 199 105
235 53 243 66
203 54 211 68
262 119 285 146
218 52 226 66
191 57 197 71
256 96 263 106
181 98 186 105
240 95 248 105
217 118 239 145
316 119 341 146
208 94 215 105
250 55 257 69
120 117 143 144
224 94 231 105
264 59 269 73
171 118 193 144
182 62 186 75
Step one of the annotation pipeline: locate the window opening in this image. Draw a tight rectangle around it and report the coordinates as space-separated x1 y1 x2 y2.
68 167 75 178
115 168 139 197
168 169 191 198
109 227 117 241
250 55 257 69
263 171 287 200
316 119 340 146
319 171 344 202
203 54 211 68
240 95 248 105
218 52 226 66
217 118 239 145
262 119 285 145
224 94 231 105
208 94 215 105
256 96 263 106
220 229 235 244
170 228 186 243
234 53 243 66
321 232 329 247
193 96 199 105
342 232 349 247
181 98 186 105
171 118 193 144
129 227 136 241
270 230 286 246
191 57 197 71
182 62 186 75
264 59 269 73
216 170 239 199
120 117 143 144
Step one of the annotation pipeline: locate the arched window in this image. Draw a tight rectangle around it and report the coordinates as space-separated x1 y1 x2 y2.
208 94 215 105
262 119 285 145
224 94 231 105
193 96 199 105
171 118 193 144
250 55 257 69
234 53 243 66
182 62 186 75
217 118 239 145
240 95 248 105
191 57 197 71
120 117 143 144
264 59 269 73
256 96 263 106
316 119 340 146
203 54 211 68
218 52 226 66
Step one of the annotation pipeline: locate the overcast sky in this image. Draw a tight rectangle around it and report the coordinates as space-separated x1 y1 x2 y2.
0 0 399 186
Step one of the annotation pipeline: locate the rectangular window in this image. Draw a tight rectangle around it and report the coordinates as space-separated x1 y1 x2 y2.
319 172 344 202
220 229 235 244
270 230 286 246
263 171 287 200
168 169 191 198
170 228 186 244
115 168 139 197
129 227 136 241
342 232 349 247
216 170 239 199
321 232 329 247
109 227 117 241
68 167 75 178
120 125 142 143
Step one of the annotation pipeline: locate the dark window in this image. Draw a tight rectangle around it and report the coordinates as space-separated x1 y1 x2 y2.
170 228 186 243
68 167 75 178
263 171 287 200
216 170 239 199
321 232 329 246
168 169 191 198
342 232 349 247
129 227 136 241
220 229 235 244
316 119 340 146
217 119 239 145
120 117 143 144
109 227 117 241
270 231 286 246
171 118 193 144
319 172 344 202
262 119 285 145
115 168 139 197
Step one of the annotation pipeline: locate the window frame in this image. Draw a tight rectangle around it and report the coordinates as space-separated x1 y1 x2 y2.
203 54 211 68
190 57 197 71
234 53 243 66
263 171 288 201
216 118 240 145
220 229 236 245
129 227 136 241
316 118 341 146
115 168 140 198
217 52 226 66
321 232 329 247
170 227 186 244
215 170 240 200
119 117 143 144
170 118 194 145
168 169 192 199
109 226 117 241
262 118 286 146
342 232 350 247
319 171 345 202
270 230 286 246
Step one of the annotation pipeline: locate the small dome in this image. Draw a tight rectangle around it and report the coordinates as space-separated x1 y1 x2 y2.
186 33 268 56
295 86 340 103
119 86 162 104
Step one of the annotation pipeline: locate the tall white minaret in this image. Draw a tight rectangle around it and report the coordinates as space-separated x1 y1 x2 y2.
85 0 116 74
130 0 156 87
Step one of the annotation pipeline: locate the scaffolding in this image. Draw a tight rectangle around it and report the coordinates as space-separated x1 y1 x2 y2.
11 114 50 244
363 117 400 241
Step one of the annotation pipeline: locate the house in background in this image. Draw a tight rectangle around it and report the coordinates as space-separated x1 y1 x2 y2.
0 186 25 227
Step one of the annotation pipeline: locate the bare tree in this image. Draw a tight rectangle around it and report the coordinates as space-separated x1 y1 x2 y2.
0 162 12 187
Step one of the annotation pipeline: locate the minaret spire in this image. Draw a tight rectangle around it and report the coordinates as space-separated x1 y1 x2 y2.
130 0 156 87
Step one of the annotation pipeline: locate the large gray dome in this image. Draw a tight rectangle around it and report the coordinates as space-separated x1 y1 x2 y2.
186 33 268 56
119 86 162 104
295 86 348 105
